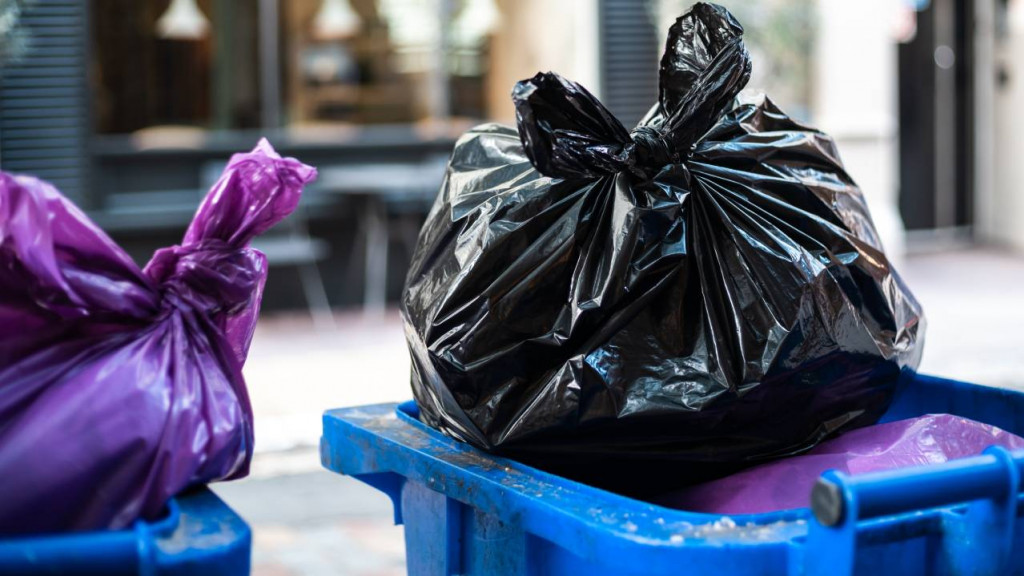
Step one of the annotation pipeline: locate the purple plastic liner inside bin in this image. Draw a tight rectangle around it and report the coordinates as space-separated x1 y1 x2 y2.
656 414 1024 515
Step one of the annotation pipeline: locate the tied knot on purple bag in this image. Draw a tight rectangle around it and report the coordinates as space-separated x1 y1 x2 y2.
147 243 263 316
511 2 751 181
145 139 317 317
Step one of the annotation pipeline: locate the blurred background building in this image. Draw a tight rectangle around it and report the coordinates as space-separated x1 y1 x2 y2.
1 0 1019 302
2 1 1024 574
0 0 603 317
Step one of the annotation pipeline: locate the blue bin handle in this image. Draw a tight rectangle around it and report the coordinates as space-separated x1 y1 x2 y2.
803 446 1022 576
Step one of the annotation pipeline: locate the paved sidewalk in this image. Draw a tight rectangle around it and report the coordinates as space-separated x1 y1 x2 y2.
212 247 1024 576
213 466 405 576
242 310 411 455
216 311 413 575
901 248 1024 388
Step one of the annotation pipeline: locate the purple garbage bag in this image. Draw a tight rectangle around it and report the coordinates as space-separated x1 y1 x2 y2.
656 414 1024 515
0 139 316 534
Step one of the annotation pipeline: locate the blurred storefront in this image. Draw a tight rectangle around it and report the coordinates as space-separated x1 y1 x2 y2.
0 0 611 310
984 0 1024 251
0 0 1021 311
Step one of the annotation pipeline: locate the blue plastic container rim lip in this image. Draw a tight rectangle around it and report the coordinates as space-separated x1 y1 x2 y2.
138 496 181 536
393 399 1024 528
0 495 182 542
323 374 1024 557
0 486 253 576
393 399 810 526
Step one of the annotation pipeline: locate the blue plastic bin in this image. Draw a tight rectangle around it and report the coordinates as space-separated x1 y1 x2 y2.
321 373 1024 575
0 486 251 575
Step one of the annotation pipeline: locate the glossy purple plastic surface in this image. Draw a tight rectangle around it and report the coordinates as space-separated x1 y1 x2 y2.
658 414 1024 514
0 139 315 534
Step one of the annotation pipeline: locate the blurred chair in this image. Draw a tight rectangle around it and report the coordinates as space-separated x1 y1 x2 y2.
201 162 335 330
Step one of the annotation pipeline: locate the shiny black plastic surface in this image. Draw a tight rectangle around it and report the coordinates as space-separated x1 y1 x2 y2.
402 3 924 489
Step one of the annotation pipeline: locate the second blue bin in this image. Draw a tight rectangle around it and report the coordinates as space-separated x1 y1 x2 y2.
322 373 1024 575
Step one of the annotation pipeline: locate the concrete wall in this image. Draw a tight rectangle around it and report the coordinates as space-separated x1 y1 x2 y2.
485 0 600 123
813 0 905 260
988 0 1024 250
481 0 911 260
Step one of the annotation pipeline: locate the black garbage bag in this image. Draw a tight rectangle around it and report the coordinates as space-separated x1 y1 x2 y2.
402 2 924 493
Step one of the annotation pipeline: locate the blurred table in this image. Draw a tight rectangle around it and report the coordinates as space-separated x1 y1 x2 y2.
317 159 446 313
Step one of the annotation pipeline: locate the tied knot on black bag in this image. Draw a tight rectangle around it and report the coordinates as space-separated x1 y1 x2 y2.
629 125 679 172
512 2 751 181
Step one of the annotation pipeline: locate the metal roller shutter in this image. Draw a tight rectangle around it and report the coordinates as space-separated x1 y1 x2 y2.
599 0 659 129
0 0 90 205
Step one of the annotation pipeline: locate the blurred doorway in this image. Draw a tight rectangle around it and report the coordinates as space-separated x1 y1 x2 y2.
898 0 975 233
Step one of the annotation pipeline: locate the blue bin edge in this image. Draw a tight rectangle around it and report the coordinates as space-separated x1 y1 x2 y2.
0 486 251 575
321 372 1024 575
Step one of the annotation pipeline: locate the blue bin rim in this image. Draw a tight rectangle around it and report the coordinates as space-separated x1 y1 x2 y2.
323 402 813 553
137 498 181 538
0 486 252 576
0 497 182 542
393 399 808 522
386 387 1024 527
322 373 1024 564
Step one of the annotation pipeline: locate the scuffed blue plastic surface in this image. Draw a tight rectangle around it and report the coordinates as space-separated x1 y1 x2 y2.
322 373 1024 575
0 487 251 575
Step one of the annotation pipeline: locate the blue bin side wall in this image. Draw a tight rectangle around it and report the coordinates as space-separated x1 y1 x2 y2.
401 478 685 576
463 505 527 575
883 374 1024 434
856 535 940 576
326 374 1024 576
153 488 251 576
849 506 1024 576
402 480 459 576
397 476 798 576
0 488 250 576
402 479 532 576
0 533 143 575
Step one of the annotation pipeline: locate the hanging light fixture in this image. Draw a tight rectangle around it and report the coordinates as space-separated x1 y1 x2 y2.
156 0 210 40
313 0 362 40
454 0 500 40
